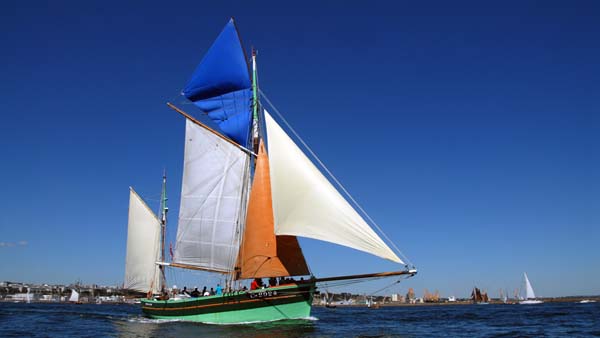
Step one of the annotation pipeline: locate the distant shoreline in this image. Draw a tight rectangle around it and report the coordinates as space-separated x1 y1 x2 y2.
2 296 598 306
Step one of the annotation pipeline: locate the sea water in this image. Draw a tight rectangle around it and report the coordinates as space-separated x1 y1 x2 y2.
1 302 599 337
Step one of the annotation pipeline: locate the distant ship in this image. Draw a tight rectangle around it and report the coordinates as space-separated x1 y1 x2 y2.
519 272 543 305
499 289 508 304
123 18 417 324
471 287 489 304
68 289 79 303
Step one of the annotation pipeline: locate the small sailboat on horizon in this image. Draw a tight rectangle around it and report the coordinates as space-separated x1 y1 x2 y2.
519 272 543 305
69 289 80 303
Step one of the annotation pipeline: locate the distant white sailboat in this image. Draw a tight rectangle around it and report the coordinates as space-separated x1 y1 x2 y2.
499 289 508 304
519 272 543 304
69 289 80 303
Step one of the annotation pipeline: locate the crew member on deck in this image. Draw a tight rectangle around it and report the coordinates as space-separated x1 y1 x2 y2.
190 287 200 297
157 287 169 300
250 278 260 290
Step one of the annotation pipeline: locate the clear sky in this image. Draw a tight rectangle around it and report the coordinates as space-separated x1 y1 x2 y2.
1 1 598 298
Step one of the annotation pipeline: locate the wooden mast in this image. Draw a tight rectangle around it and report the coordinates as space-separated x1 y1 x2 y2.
159 171 168 291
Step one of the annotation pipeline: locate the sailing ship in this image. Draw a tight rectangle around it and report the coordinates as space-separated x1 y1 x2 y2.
519 272 543 304
471 287 489 304
322 290 336 308
499 288 509 304
123 18 416 324
69 289 80 303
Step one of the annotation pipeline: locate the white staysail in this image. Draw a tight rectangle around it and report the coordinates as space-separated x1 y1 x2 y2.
173 119 249 273
264 110 403 263
69 289 79 302
523 272 536 299
124 188 162 293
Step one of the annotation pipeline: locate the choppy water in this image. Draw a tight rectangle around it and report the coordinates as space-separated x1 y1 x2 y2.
1 302 599 337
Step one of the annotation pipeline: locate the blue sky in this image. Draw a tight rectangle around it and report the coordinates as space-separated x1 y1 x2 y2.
1 1 598 298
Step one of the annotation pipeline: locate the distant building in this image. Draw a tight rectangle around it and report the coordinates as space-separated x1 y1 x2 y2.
406 288 415 302
8 293 33 302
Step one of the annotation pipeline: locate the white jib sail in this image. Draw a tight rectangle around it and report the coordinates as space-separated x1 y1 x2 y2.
69 289 79 302
124 188 161 293
524 272 536 299
173 119 249 273
264 110 403 263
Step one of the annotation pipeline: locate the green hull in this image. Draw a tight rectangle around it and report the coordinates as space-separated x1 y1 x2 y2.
141 283 314 324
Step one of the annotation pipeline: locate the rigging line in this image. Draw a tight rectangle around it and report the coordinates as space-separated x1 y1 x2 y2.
317 276 392 288
259 90 414 267
320 279 380 289
318 276 409 297
367 279 402 297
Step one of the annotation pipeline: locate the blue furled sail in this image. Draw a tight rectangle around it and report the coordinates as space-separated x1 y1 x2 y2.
182 19 252 147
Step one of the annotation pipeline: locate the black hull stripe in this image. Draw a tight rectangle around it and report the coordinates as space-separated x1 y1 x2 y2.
143 294 297 312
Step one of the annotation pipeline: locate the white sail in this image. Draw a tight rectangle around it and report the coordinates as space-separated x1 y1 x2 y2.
69 289 79 302
173 119 249 272
124 188 162 293
523 272 536 299
264 110 403 263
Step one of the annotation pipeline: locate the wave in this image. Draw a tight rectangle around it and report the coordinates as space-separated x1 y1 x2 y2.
210 316 319 326
127 316 183 324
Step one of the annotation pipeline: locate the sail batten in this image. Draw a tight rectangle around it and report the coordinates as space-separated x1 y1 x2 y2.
124 188 162 293
264 110 403 264
173 118 249 273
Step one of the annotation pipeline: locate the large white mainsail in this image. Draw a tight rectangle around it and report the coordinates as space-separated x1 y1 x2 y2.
264 110 403 264
124 188 162 293
173 118 249 272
